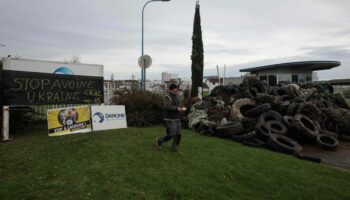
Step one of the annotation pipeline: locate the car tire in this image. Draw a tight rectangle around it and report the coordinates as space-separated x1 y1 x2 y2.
244 103 271 118
268 134 302 154
292 114 319 139
266 120 288 135
231 98 255 119
315 134 338 151
258 110 283 124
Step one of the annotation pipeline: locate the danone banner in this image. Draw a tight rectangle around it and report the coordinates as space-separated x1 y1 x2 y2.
47 106 92 136
2 57 103 105
91 105 127 131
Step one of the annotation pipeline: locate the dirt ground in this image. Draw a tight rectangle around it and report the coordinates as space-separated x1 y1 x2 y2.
302 141 350 171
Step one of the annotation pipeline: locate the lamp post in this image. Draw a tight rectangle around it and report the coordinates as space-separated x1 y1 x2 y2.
141 0 170 91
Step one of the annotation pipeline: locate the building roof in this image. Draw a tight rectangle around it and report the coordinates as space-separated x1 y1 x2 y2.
328 79 350 85
239 61 341 73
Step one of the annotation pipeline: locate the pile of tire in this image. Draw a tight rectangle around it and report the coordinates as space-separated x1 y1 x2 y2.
189 77 350 157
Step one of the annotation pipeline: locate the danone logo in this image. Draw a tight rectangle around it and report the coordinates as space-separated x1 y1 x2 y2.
93 112 126 124
93 112 104 123
54 67 74 75
105 113 126 120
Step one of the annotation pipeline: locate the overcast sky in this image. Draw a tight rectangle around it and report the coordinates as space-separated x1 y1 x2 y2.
1 0 350 80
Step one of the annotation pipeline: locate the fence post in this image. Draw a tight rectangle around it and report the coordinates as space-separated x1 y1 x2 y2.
2 106 10 141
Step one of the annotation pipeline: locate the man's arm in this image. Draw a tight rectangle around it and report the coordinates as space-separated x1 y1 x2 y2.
164 95 178 111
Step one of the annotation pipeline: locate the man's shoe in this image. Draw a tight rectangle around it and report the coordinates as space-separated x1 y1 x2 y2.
155 137 162 150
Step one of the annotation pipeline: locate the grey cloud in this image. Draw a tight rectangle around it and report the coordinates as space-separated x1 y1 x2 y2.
300 46 350 60
1 0 350 81
206 48 255 55
331 28 350 38
145 35 191 49
158 63 190 71
317 60 350 80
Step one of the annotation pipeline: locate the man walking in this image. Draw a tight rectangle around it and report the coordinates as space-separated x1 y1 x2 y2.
155 83 186 152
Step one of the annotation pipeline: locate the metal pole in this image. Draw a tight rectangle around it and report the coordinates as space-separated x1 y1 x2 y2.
142 1 154 91
141 0 170 91
141 3 145 91
144 66 147 91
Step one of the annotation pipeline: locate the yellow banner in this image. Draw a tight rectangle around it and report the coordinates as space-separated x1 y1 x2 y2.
47 106 91 136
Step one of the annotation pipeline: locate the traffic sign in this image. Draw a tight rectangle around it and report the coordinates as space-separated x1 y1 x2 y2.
138 55 152 69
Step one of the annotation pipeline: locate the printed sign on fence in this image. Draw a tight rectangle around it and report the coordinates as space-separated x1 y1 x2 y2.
47 106 92 136
91 105 127 131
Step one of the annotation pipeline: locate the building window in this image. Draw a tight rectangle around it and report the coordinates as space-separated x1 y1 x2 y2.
278 74 291 84
298 74 306 84
292 75 298 83
306 74 312 83
260 75 267 82
268 75 277 86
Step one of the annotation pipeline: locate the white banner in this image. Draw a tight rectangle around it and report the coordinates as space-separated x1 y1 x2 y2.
2 57 103 77
91 105 127 131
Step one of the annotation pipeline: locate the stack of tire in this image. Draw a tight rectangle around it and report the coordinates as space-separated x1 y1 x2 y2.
191 77 350 157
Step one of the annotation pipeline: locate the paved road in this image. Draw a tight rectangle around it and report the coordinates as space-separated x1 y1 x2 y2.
302 141 350 171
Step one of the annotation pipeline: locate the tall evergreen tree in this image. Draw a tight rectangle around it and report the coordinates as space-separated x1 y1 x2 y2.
191 1 204 97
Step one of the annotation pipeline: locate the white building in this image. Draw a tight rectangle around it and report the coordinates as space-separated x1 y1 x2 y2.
104 80 138 104
240 61 340 86
162 72 178 83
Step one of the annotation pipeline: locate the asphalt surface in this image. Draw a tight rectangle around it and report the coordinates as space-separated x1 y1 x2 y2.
302 141 350 171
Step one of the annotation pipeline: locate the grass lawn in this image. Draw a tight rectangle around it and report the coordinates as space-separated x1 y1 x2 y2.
1 126 350 200
202 90 209 97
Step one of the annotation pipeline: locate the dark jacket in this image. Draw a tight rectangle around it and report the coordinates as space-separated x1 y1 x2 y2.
164 91 180 120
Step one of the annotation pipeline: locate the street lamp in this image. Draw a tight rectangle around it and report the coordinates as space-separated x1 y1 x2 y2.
141 0 171 91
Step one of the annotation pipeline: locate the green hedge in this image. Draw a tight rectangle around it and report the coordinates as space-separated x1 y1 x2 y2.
111 90 164 126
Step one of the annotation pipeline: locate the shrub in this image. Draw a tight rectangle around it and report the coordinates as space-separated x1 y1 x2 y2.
110 90 164 126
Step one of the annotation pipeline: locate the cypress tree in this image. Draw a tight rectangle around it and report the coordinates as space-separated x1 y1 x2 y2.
191 1 204 97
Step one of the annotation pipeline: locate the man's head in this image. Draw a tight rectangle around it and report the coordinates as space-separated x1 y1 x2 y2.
169 83 178 93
